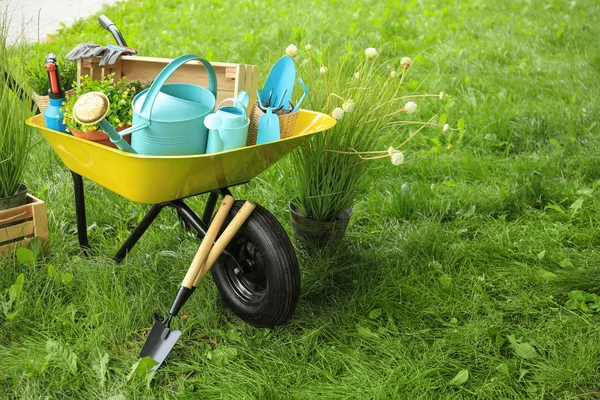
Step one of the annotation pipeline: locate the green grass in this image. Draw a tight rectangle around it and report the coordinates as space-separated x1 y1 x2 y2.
3 0 600 398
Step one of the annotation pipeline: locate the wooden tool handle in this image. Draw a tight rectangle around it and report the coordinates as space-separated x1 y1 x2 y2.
192 201 256 287
181 195 234 289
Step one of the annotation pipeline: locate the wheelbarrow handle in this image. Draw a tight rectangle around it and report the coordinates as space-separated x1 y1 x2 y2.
98 14 128 47
181 195 234 289
192 201 256 287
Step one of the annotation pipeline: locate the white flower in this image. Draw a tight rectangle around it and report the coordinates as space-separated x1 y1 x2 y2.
354 72 360 79
388 146 396 155
390 151 405 166
365 47 378 59
342 99 355 113
305 43 312 51
443 123 450 132
401 57 412 69
320 66 328 74
439 91 446 100
331 107 345 120
390 71 397 78
402 101 417 114
286 44 298 58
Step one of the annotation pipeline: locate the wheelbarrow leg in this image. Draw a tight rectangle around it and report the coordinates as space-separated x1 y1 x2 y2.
71 171 90 252
201 191 220 225
114 204 167 263
168 200 208 237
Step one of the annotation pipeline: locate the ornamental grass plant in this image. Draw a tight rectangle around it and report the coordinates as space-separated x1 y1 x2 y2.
0 9 34 198
286 42 449 221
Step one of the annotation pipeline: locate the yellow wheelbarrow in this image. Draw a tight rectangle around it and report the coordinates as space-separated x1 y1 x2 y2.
26 109 335 330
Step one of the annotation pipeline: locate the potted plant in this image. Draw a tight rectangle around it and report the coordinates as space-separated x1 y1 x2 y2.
62 74 147 148
26 55 77 113
0 10 49 254
284 43 451 244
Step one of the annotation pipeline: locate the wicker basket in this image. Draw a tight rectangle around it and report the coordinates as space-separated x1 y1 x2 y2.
34 88 75 114
247 102 299 146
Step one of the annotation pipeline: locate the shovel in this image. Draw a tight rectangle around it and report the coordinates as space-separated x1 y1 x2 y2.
139 196 255 369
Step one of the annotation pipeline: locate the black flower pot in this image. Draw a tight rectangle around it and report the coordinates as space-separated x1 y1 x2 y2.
0 183 28 211
289 202 353 246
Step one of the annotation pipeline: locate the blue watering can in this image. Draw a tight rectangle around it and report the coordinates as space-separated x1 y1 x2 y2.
87 54 218 155
204 92 250 154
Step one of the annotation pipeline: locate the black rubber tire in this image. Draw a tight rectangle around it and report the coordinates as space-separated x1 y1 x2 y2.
211 201 300 328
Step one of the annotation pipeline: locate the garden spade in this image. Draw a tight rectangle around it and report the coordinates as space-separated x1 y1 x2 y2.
139 197 256 369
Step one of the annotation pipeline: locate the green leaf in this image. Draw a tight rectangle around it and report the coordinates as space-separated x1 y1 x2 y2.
496 363 509 376
7 311 18 320
559 259 574 268
47 264 56 278
206 347 239 366
127 356 158 382
457 118 465 132
507 335 538 359
544 204 566 214
541 270 558 280
519 368 529 380
569 197 585 214
16 248 35 267
61 273 74 285
537 250 546 261
92 351 109 388
368 308 382 319
224 329 244 344
28 237 43 259
356 325 380 340
8 274 25 305
449 369 469 385
46 339 78 374
439 274 452 289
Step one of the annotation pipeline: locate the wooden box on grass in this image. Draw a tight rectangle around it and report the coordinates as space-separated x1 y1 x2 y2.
0 194 48 256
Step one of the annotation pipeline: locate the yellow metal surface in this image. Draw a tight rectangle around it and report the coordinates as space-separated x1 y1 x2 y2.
27 111 336 204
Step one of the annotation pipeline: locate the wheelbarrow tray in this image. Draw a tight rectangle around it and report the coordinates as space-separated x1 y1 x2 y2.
26 110 335 204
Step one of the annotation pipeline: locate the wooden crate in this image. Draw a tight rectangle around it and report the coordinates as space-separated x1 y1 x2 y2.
77 55 259 107
0 194 48 256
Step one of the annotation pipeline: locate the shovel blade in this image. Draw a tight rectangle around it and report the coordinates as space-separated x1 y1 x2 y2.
139 315 182 370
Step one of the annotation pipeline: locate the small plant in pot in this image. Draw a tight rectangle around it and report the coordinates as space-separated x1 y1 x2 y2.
284 43 454 245
62 74 147 148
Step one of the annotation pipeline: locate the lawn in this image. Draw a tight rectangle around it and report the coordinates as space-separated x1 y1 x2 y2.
2 0 600 398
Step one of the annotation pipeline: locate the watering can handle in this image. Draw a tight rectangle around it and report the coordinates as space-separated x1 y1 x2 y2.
216 98 248 120
139 54 218 122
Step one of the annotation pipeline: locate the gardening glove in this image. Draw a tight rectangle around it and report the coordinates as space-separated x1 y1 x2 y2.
65 43 106 62
99 44 137 66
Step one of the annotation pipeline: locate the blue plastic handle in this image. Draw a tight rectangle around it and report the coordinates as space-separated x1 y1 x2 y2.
139 54 218 122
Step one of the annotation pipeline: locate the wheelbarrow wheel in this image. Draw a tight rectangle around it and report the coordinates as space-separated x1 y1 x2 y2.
211 200 300 328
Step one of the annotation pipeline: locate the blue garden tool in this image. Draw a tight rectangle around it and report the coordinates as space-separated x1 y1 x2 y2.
292 79 309 113
256 89 287 145
260 56 296 111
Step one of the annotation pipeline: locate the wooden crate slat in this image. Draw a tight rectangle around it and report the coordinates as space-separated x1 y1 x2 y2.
0 221 35 244
0 205 34 227
0 238 32 256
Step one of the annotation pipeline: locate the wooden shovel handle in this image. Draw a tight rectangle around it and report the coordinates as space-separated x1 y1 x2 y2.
192 201 256 287
181 195 234 289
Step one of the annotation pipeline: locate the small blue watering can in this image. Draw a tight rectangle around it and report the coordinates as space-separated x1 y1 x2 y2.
91 54 218 155
204 92 250 154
